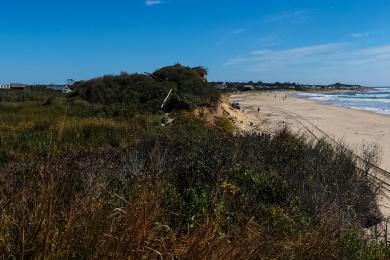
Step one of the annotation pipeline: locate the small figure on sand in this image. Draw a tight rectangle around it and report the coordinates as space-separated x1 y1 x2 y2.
258 107 260 113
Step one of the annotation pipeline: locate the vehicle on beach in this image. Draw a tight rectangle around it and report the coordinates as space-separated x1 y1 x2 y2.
232 102 241 109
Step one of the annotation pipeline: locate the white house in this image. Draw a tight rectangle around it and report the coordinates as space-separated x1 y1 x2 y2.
0 84 11 89
0 83 27 90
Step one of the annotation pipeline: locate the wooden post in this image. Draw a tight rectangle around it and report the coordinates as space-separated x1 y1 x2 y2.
385 219 389 247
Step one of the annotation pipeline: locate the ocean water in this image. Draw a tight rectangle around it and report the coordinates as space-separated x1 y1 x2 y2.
297 87 390 115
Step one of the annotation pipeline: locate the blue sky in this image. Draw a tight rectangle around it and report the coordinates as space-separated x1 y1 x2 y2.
1 0 390 86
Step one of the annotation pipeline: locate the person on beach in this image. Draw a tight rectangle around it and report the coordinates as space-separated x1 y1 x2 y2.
258 107 260 113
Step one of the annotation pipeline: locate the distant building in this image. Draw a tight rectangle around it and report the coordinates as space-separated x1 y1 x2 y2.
214 83 227 90
0 83 27 90
254 85 271 90
239 85 254 91
0 84 11 89
10 83 27 90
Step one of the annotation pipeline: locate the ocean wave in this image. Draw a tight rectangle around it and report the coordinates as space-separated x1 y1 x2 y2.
298 92 390 100
309 96 390 103
296 93 322 97
298 88 390 116
375 87 390 91
347 93 390 98
347 106 390 115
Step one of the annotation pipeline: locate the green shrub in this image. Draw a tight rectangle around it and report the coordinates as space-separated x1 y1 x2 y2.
0 115 385 258
70 64 219 114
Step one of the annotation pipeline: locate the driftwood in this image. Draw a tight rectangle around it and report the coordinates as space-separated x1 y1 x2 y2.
161 89 173 109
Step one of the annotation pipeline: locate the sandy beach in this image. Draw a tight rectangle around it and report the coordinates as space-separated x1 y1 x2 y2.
228 91 390 171
226 91 390 217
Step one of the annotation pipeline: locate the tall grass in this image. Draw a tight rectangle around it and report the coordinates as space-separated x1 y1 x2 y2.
0 87 388 258
1 114 388 258
0 100 163 165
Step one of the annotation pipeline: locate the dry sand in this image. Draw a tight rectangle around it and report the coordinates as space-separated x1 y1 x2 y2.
227 90 390 222
229 91 390 171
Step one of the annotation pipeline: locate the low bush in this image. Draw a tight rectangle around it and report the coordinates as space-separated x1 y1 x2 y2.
70 64 219 114
0 116 386 258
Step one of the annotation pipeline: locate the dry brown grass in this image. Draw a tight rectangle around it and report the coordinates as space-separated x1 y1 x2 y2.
0 91 389 258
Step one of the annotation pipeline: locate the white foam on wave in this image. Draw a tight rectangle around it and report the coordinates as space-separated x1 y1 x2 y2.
353 93 390 98
296 93 322 98
375 87 390 91
309 97 390 103
348 106 390 115
297 89 390 116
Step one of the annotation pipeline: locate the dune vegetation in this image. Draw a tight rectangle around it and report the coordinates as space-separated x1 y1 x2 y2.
0 65 389 259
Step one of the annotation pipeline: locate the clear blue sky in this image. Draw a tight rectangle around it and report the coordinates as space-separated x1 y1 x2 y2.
1 0 390 86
